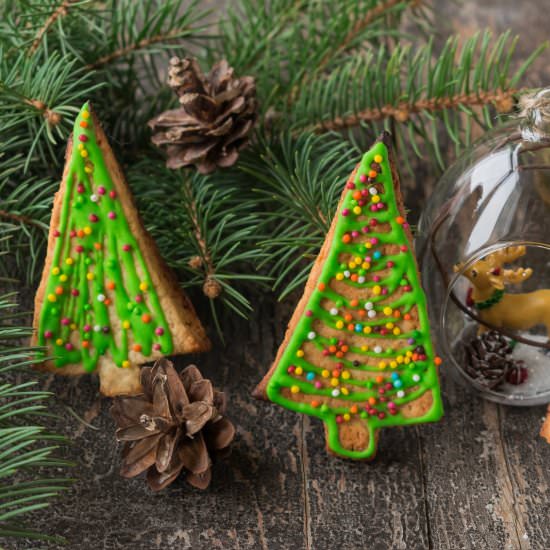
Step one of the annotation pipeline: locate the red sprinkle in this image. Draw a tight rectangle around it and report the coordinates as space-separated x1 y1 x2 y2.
79 135 88 142
89 213 98 223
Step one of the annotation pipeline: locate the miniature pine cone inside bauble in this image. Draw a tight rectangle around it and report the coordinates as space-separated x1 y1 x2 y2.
110 358 235 491
148 57 257 174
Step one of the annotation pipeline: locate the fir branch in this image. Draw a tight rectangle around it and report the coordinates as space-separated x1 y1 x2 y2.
0 210 44 230
85 0 211 70
0 293 72 543
314 88 522 132
239 132 358 298
86 29 184 70
27 0 78 56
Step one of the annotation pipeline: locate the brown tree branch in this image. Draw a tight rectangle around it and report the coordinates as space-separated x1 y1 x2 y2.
28 0 76 56
85 30 183 70
0 210 45 230
311 88 520 132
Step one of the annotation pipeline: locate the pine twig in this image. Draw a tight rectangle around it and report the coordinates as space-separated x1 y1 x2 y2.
289 0 420 104
28 0 77 56
313 88 521 132
318 0 416 69
86 29 184 70
181 179 220 299
0 210 45 230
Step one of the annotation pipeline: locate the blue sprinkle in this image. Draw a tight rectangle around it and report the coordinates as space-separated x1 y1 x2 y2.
393 380 403 388
306 372 315 381
354 324 362 332
373 251 382 260
391 372 399 380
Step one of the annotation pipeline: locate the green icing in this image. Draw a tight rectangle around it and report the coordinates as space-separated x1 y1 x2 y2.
265 140 443 459
36 102 173 372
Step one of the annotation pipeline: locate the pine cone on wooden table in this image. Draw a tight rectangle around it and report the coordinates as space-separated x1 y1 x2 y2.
110 358 235 491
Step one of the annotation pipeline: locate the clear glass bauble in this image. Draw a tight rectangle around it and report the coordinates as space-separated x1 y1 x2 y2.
417 90 550 406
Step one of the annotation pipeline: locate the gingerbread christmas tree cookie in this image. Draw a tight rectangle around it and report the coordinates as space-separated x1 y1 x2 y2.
254 133 443 459
32 102 210 396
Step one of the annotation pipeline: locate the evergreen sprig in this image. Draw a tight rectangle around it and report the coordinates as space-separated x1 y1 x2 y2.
0 292 72 543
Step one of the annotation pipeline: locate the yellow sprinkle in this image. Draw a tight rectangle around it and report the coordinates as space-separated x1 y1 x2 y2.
383 307 392 316
84 166 93 174
406 351 413 357
404 357 411 365
139 281 148 292
365 242 372 249
372 195 380 203
353 206 362 215
330 378 339 387
355 256 362 264
373 285 381 295
84 226 92 235
378 361 386 369
47 293 56 303
78 143 84 151
393 328 401 336
343 413 351 421
122 320 130 330
390 361 398 369
348 262 356 269
290 385 300 394
397 356 404 364
335 320 344 329
360 345 369 352
295 366 303 376
52 267 60 276
341 387 349 396
65 258 73 265
374 154 383 163
341 371 351 380
82 110 90 119
362 262 370 270
296 350 304 358
86 272 94 281
122 360 130 368
70 323 77 330
55 338 63 346
363 326 372 334
59 274 68 282
336 273 344 281
80 149 88 158
386 322 394 329
321 369 330 378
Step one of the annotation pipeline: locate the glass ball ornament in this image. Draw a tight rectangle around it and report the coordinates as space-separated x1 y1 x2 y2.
417 89 550 406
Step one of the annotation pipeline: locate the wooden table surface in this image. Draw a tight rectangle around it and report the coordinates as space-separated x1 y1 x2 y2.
12 1 550 549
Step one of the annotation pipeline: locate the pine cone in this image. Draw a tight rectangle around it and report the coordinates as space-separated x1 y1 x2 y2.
148 57 257 174
110 358 235 491
464 331 526 389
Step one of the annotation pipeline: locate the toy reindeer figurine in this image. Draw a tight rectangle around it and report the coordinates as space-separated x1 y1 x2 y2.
455 246 550 336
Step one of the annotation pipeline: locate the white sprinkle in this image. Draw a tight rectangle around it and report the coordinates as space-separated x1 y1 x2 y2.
93 324 101 332
90 194 99 202
369 186 377 195
374 345 382 354
307 331 316 340
357 276 366 284
365 301 374 310
397 390 405 398
329 308 338 316
343 270 350 278
412 374 421 382
331 389 340 397
367 310 377 318
97 293 106 302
